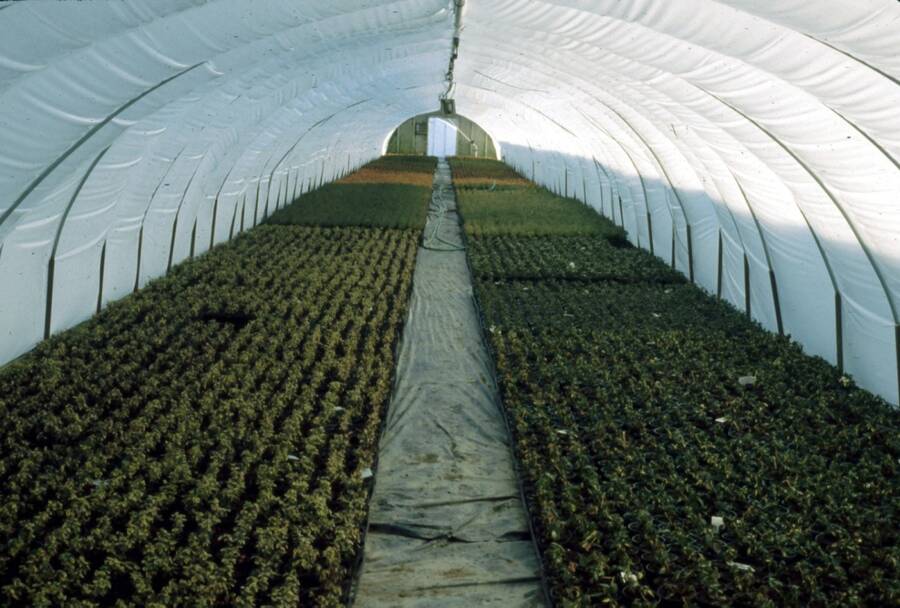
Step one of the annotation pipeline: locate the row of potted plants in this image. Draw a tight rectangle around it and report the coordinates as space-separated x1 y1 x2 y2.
0 224 419 606
446 157 532 189
455 159 900 606
468 235 683 284
475 279 753 336
267 155 436 229
485 320 899 606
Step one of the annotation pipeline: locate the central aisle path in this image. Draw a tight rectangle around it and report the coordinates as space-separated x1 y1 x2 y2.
353 161 545 607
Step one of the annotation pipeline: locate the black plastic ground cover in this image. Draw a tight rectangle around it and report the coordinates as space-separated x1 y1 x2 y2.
454 179 555 608
350 161 546 606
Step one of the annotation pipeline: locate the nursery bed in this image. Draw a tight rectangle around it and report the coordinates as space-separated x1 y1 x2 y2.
455 158 900 606
268 155 435 229
468 235 682 284
0 156 435 607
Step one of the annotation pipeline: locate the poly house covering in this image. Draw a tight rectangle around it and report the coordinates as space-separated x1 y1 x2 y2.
0 0 898 406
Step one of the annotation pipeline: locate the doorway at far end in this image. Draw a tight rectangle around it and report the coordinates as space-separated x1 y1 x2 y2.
427 117 458 158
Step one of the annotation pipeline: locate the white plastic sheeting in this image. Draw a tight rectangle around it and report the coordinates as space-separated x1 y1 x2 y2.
0 0 453 367
0 0 898 405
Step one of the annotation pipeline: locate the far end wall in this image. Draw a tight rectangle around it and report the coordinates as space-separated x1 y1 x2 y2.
386 113 498 158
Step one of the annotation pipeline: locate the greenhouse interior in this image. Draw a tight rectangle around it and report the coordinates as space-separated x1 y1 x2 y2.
0 1 898 606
